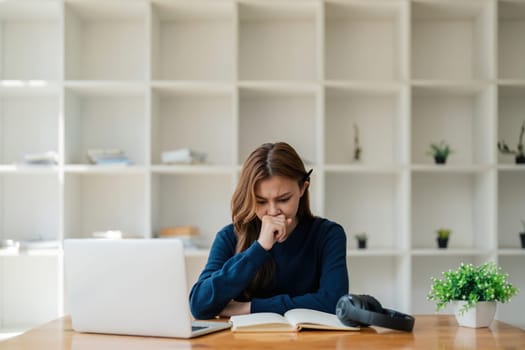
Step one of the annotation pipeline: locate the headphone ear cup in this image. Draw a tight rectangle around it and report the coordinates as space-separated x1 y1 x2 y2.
335 295 363 327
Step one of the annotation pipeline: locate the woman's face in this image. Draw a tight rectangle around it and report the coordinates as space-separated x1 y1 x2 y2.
254 175 307 225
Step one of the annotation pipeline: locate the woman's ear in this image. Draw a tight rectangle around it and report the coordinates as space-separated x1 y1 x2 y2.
300 181 309 197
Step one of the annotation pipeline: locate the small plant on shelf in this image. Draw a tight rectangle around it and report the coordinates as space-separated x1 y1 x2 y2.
427 261 518 328
427 140 453 164
498 120 525 164
354 233 368 249
436 228 451 249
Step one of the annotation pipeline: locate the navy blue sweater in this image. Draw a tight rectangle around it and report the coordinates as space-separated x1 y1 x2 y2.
189 217 349 320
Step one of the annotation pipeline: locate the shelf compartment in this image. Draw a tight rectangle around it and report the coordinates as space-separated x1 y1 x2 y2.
411 84 495 165
0 173 59 243
150 0 235 81
0 1 60 80
497 85 525 165
64 85 146 165
0 93 59 165
411 0 494 80
64 173 147 239
325 0 406 81
347 256 406 312
0 255 59 329
498 1 525 79
151 173 232 248
238 86 318 165
238 2 319 81
325 172 405 250
498 171 525 249
411 172 495 250
324 85 403 165
496 256 525 329
64 0 147 80
151 86 234 166
411 255 493 314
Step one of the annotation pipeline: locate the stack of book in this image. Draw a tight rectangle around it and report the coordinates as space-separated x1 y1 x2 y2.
159 225 200 249
23 151 58 165
19 238 60 250
87 149 132 165
161 148 207 164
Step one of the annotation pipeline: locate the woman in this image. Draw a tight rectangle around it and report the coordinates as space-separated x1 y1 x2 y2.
189 142 348 319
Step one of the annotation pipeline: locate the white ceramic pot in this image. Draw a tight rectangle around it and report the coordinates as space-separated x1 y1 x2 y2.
453 301 496 328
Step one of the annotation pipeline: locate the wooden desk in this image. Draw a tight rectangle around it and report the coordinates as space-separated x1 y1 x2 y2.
0 315 523 350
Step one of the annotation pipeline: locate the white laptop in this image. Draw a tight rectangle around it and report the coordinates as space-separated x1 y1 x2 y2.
64 239 230 338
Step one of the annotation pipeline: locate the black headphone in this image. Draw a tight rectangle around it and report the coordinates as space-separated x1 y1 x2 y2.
336 294 415 332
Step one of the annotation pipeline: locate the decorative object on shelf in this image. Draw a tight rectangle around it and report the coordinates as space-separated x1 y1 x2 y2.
436 228 451 248
427 140 453 164
161 148 207 165
353 123 362 162
354 233 367 249
520 219 525 249
427 261 518 328
497 120 525 164
87 149 132 166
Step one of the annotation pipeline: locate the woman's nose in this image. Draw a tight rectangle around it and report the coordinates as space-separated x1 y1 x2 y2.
267 202 281 216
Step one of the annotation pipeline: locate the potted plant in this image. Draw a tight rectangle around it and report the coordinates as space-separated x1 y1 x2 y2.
520 220 525 248
436 228 451 248
354 233 368 249
427 261 518 328
497 120 525 164
428 140 453 164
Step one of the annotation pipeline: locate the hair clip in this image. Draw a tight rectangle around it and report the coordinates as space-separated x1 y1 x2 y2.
303 169 313 182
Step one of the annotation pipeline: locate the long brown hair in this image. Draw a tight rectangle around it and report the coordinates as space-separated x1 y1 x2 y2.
231 142 313 298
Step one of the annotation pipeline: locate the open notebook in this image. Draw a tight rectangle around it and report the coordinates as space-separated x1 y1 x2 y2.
64 239 230 338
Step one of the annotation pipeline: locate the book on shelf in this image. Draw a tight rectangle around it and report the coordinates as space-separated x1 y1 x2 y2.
229 308 360 333
23 151 58 165
159 226 200 249
159 226 199 238
161 148 207 164
87 149 132 166
19 239 60 250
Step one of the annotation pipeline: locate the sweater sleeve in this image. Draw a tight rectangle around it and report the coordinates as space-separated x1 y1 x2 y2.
189 227 270 320
250 224 349 315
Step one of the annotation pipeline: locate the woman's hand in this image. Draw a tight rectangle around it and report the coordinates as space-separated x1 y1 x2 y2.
219 300 251 317
258 214 293 250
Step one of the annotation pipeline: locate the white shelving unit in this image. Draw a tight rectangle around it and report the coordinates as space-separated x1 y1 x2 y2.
1 0 524 333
